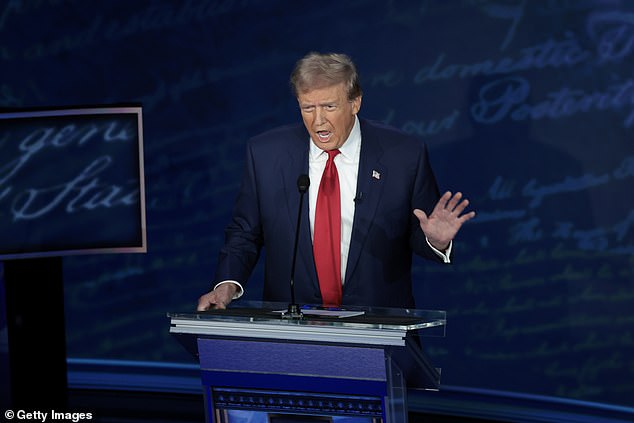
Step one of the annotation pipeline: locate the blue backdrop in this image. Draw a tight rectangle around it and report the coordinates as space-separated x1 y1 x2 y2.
0 0 632 411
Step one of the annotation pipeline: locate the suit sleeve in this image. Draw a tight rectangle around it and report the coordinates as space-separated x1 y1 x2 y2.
409 142 449 263
213 140 263 285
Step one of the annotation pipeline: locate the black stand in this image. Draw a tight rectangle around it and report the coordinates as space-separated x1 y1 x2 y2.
4 257 68 409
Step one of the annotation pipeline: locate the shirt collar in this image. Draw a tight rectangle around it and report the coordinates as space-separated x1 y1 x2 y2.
309 115 361 162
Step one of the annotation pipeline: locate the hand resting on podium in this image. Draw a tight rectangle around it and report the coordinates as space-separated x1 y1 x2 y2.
197 282 239 311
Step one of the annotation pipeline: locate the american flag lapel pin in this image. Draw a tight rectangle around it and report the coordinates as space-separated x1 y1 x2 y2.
372 170 381 180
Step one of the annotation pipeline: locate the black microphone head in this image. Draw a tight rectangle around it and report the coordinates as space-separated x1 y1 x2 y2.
297 174 310 193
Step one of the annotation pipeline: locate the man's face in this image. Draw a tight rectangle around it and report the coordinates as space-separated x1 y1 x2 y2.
297 82 362 151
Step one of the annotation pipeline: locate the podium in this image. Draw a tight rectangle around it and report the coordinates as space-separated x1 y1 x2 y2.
168 302 446 422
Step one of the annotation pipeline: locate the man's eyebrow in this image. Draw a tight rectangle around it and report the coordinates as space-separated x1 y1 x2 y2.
301 100 337 106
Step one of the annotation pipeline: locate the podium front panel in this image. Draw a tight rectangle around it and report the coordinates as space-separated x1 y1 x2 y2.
198 338 387 381
168 302 446 422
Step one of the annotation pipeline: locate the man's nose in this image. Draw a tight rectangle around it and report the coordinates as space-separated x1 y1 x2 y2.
315 108 326 125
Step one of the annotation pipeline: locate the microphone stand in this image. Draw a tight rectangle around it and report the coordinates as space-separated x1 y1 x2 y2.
284 175 309 319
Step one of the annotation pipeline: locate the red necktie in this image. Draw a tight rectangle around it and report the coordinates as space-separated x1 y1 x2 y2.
314 149 342 307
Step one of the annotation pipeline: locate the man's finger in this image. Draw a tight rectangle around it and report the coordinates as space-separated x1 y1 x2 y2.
196 299 209 312
434 191 452 212
413 209 427 223
453 198 470 215
446 192 462 211
459 210 476 222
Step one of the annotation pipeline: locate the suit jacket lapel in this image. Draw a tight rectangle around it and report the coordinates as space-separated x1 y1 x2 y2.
344 121 385 287
281 126 319 292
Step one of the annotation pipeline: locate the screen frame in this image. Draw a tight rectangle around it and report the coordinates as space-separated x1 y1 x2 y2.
0 104 147 260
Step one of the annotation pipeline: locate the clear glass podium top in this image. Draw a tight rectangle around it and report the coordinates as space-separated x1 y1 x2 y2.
169 301 446 334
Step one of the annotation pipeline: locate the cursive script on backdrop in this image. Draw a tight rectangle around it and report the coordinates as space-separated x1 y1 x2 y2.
0 114 140 222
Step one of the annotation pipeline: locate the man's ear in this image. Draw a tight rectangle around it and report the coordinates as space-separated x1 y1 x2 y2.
352 95 362 115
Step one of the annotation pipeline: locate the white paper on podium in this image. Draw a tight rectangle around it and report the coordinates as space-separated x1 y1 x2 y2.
274 308 365 318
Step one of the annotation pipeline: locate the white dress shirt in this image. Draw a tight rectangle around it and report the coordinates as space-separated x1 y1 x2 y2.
308 116 362 284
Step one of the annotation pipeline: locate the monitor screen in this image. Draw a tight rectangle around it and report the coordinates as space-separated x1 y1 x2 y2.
0 105 146 260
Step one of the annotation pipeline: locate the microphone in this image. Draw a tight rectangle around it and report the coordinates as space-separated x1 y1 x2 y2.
354 192 364 203
284 174 310 319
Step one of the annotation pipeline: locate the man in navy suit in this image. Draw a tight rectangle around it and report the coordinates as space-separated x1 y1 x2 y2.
198 52 475 310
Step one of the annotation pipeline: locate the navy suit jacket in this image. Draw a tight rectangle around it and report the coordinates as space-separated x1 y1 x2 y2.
214 119 446 308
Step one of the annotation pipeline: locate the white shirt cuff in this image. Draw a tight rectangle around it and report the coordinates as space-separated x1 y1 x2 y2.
426 238 452 263
213 280 244 299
